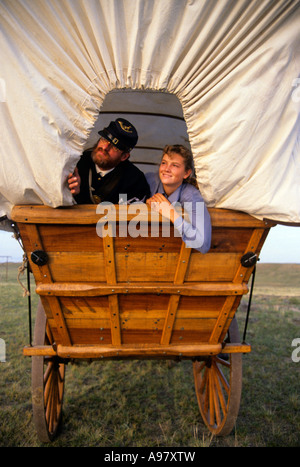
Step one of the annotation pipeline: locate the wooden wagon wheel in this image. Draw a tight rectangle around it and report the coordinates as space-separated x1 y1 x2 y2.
193 316 242 436
31 300 65 442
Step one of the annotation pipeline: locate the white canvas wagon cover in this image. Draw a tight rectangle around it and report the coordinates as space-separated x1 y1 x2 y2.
0 0 299 223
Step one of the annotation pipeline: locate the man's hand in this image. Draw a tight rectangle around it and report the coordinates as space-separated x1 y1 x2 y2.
67 167 81 195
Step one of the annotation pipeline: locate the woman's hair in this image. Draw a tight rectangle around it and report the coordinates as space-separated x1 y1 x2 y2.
162 144 198 188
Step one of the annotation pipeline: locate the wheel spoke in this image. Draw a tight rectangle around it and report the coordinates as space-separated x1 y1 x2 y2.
32 300 65 442
208 370 215 426
214 360 230 395
215 355 230 368
212 371 222 427
44 360 53 385
45 370 54 426
213 363 227 416
193 317 242 436
44 364 53 408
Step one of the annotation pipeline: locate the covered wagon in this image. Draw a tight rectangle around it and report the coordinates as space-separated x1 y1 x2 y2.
1 0 299 441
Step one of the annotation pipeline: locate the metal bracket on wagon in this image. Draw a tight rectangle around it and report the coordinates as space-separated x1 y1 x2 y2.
31 250 48 266
240 252 257 268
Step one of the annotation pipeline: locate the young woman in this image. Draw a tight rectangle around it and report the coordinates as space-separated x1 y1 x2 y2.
146 144 211 253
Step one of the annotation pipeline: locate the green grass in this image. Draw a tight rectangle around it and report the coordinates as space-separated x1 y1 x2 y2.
0 263 299 447
254 263 300 296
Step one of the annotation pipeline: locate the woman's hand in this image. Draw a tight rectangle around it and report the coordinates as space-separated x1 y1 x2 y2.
67 167 81 195
146 193 180 223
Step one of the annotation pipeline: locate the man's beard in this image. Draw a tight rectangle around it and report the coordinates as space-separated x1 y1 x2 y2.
91 147 114 170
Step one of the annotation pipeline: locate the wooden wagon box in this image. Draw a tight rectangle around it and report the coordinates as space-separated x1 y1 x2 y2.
11 204 275 440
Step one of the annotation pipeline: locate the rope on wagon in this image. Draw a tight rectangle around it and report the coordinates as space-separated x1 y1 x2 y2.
17 254 30 297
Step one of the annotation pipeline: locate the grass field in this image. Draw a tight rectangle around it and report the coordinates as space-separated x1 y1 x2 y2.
0 262 299 447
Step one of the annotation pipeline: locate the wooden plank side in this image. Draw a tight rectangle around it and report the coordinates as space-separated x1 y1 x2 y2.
210 227 255 252
38 224 103 252
54 342 223 359
56 294 227 346
67 328 112 345
116 252 179 282
114 233 182 253
208 208 275 228
48 252 106 282
37 282 248 297
170 329 213 344
38 224 181 254
102 229 121 345
185 252 241 282
11 205 275 228
11 204 102 224
53 295 224 347
60 296 110 317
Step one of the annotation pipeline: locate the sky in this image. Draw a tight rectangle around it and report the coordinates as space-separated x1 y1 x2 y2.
0 223 299 264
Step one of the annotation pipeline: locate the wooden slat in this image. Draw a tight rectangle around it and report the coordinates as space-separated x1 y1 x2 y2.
23 346 57 356
58 295 227 317
43 296 72 346
174 244 192 284
11 204 176 225
102 227 121 345
11 204 276 228
160 295 181 345
36 281 248 296
208 296 237 345
103 235 117 284
38 224 103 252
61 317 111 328
22 343 222 357
115 251 179 282
47 252 106 282
23 341 251 357
160 243 192 345
232 228 265 283
11 204 104 224
208 209 276 228
57 343 223 358
185 252 241 282
36 225 182 253
108 295 121 344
